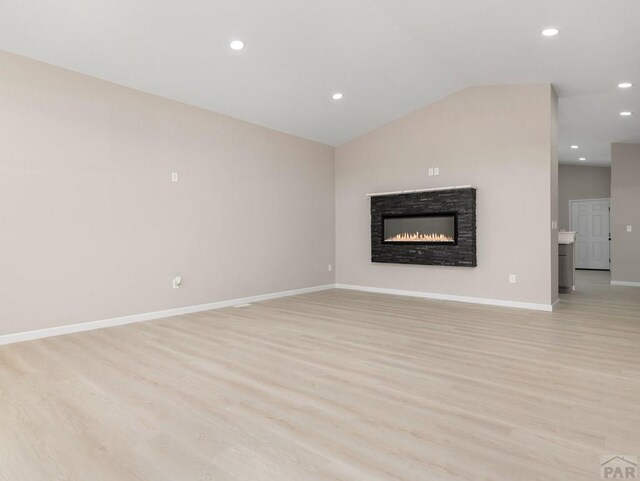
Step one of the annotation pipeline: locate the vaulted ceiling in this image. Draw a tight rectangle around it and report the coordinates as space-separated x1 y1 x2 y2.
1 0 639 165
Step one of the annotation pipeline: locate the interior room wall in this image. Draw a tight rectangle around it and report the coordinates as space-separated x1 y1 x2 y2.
0 51 335 337
611 143 640 284
558 165 611 230
335 85 557 308
550 89 559 304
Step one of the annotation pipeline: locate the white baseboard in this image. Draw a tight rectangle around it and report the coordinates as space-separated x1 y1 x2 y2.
335 284 554 312
0 284 334 346
611 280 640 287
0 282 559 346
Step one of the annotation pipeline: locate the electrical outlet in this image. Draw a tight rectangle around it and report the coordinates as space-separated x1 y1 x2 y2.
509 274 516 284
328 264 333 272
171 172 179 183
433 167 439 176
172 276 182 289
627 225 633 232
428 168 434 176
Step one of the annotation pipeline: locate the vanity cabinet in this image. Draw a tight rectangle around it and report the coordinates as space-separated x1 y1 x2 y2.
559 243 575 293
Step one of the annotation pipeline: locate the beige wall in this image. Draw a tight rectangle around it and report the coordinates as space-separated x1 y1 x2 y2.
0 51 335 336
611 143 640 283
335 85 557 306
558 165 611 230
550 89 559 304
0 51 561 336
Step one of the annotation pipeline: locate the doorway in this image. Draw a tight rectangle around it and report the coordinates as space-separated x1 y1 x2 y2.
570 198 610 270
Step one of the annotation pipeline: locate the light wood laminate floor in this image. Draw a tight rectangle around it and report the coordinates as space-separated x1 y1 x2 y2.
1 271 639 481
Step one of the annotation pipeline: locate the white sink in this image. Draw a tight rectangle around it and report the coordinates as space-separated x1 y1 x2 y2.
559 231 576 244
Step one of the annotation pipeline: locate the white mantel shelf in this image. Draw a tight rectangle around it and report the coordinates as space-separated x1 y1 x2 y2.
366 185 475 198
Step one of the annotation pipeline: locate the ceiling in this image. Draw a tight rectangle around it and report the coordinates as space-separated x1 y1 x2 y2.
1 0 639 165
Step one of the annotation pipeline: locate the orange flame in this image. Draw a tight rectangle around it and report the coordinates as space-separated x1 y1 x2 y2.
385 232 454 242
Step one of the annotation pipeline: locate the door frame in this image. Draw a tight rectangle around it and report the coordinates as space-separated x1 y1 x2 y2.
569 198 611 270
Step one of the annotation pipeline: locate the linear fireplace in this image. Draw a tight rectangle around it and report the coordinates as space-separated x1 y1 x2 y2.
383 213 457 245
370 187 476 267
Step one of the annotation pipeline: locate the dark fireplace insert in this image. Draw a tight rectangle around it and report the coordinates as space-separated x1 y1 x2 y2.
383 213 457 245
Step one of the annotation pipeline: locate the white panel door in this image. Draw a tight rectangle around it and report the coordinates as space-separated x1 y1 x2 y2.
571 199 610 270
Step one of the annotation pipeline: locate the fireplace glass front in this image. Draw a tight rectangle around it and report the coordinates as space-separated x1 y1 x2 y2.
383 214 456 244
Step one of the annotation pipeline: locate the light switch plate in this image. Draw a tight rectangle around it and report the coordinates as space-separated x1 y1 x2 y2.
627 225 633 232
171 172 179 182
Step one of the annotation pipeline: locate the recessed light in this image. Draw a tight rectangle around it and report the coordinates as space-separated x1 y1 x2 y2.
541 28 559 37
332 93 344 100
229 40 245 50
620 111 633 117
570 145 579 149
579 157 586 161
618 82 633 89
